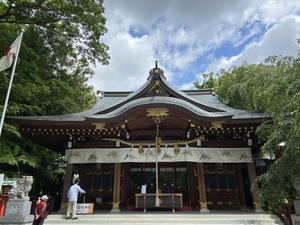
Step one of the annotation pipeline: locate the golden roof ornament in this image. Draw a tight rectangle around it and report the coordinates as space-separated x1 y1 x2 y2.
148 60 166 80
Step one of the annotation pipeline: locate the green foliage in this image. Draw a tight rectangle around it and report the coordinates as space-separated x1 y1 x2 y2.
257 155 300 213
0 0 110 199
0 124 63 196
0 0 110 66
193 72 217 89
0 25 99 116
195 55 300 213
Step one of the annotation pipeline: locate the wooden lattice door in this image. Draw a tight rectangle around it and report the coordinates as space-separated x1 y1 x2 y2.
204 163 243 210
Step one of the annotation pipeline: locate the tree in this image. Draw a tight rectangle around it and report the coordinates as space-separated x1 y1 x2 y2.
0 0 110 198
199 55 300 219
0 122 63 197
193 72 217 89
0 0 110 115
0 0 110 66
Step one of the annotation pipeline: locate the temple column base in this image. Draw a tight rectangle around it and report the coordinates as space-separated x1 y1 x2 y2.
199 202 210 213
111 202 120 213
253 202 264 212
58 203 67 213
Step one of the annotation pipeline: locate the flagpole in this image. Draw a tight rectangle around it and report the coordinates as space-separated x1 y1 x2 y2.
0 29 24 138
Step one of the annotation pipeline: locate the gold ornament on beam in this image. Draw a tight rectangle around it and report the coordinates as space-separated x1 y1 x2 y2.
93 123 106 130
146 108 169 125
211 122 223 129
146 108 169 118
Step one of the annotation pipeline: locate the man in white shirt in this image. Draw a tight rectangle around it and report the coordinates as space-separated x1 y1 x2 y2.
66 178 86 219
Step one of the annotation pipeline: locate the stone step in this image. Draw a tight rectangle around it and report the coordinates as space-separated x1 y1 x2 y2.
43 211 283 225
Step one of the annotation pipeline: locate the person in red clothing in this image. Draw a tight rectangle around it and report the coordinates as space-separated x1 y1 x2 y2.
34 195 48 225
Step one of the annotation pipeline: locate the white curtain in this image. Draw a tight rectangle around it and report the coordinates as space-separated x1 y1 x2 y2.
65 147 252 164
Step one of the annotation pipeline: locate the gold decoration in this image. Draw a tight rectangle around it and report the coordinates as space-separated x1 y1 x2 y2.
148 80 161 93
60 203 68 210
211 122 223 129
146 108 169 117
112 202 120 210
93 123 106 130
253 201 262 210
199 201 208 210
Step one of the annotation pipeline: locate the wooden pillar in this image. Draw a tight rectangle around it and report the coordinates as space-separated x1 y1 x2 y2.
111 163 121 212
247 162 262 211
196 163 209 213
60 163 73 211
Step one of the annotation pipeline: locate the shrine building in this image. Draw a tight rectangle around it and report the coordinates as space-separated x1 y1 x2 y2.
6 62 269 212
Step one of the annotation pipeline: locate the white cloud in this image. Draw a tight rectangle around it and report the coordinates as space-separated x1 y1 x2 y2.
90 0 300 92
206 15 300 75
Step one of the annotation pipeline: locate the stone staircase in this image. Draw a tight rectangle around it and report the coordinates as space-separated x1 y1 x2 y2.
43 210 283 225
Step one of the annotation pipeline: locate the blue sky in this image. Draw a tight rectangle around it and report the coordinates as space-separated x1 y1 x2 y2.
90 0 300 92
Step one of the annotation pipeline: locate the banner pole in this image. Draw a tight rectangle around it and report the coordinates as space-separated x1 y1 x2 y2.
0 29 24 137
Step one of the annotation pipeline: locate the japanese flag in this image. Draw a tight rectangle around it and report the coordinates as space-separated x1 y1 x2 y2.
0 34 22 72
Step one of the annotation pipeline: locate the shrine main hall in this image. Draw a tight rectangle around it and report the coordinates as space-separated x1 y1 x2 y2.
6 62 268 212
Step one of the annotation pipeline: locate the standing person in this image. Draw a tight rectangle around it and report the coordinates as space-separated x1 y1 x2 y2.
66 178 86 220
35 195 48 225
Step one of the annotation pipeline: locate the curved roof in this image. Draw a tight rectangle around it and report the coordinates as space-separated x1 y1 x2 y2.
7 65 264 123
85 96 233 121
5 63 268 151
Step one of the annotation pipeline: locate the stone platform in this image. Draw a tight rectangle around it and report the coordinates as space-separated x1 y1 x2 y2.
43 210 283 225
